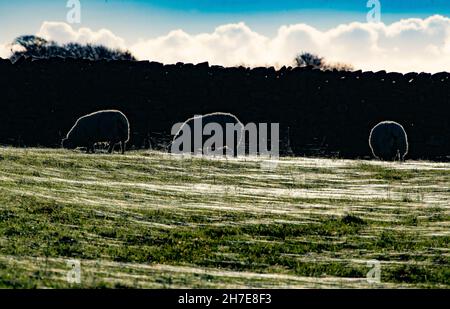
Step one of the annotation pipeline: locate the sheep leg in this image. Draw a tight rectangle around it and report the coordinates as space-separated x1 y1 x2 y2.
108 142 115 154
86 143 95 154
120 141 126 154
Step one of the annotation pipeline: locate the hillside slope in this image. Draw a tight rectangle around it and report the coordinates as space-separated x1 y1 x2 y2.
0 148 448 288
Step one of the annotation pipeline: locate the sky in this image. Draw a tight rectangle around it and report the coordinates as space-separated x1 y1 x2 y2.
1 0 450 72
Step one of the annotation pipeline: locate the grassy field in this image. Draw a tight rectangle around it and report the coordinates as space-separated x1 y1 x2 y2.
0 147 448 288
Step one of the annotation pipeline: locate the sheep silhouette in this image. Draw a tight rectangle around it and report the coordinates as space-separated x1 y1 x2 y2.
171 112 244 156
369 121 408 161
62 110 130 154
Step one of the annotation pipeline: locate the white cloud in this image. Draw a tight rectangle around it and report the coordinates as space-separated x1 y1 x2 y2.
0 42 28 59
128 15 450 73
3 16 450 73
131 22 270 67
0 43 10 59
37 21 126 50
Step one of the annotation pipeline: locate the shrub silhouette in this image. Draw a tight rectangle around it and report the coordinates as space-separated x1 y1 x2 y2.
295 52 324 69
295 52 353 71
10 35 136 62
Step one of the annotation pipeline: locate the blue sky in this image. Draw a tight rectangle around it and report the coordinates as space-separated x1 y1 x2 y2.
1 0 450 43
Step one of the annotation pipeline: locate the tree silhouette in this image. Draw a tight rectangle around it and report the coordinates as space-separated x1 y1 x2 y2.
10 35 136 62
295 52 324 69
295 52 353 71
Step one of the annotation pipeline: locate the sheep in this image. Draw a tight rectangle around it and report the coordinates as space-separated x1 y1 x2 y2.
62 110 130 154
171 112 244 156
369 121 408 161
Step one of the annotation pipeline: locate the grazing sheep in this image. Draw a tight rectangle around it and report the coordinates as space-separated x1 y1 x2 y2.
62 110 130 154
369 121 408 161
171 112 244 156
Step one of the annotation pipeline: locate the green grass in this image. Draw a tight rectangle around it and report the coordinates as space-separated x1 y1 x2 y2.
0 148 449 288
356 163 416 181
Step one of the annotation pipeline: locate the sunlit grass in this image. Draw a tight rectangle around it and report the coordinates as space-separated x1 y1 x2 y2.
0 148 448 288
